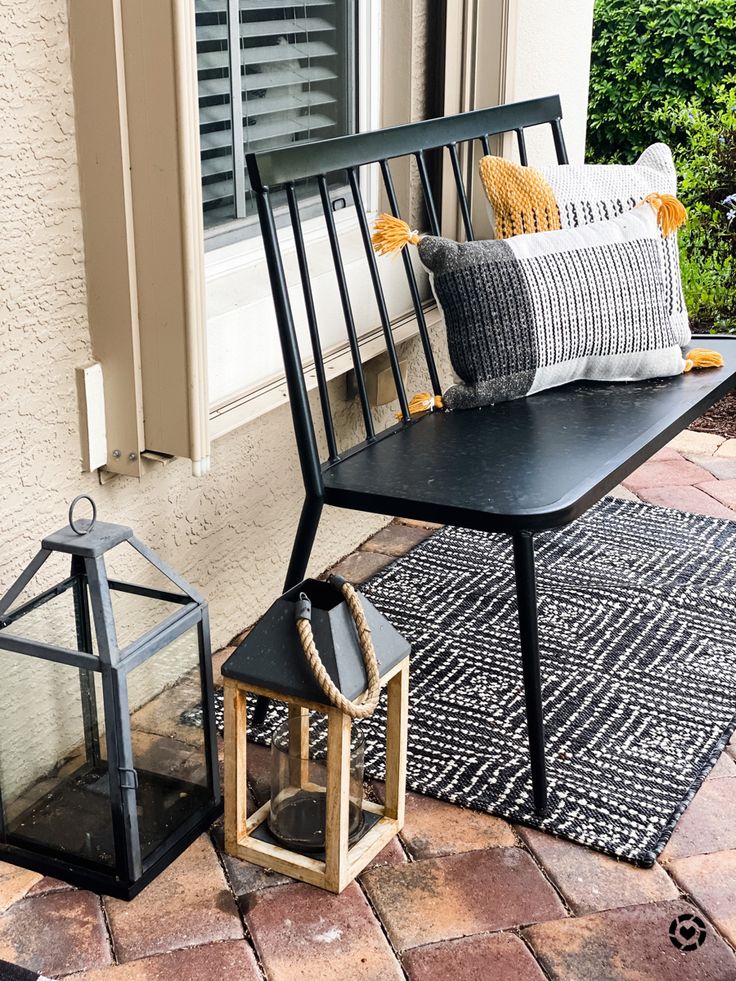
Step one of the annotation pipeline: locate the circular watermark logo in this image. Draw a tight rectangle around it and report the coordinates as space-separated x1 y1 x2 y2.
669 913 707 952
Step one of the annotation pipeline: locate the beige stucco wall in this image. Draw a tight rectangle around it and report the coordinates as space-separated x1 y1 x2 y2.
509 0 595 164
0 1 391 651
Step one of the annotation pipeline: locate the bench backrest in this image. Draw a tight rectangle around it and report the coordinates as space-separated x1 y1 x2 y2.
246 96 568 499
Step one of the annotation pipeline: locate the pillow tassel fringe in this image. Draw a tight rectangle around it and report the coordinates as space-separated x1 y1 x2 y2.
395 392 444 420
641 192 688 237
372 214 423 256
683 348 725 373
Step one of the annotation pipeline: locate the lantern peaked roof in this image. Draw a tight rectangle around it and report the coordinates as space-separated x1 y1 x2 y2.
222 578 411 708
0 497 205 669
42 519 134 558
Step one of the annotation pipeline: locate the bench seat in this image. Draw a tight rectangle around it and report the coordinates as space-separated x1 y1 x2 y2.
323 336 736 534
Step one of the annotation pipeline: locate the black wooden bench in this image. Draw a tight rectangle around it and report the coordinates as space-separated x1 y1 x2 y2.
246 95 736 812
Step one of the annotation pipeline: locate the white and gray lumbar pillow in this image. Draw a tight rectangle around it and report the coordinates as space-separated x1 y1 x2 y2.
372 197 722 412
479 144 690 347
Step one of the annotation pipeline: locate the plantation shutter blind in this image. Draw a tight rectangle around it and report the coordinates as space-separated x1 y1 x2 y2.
195 0 353 232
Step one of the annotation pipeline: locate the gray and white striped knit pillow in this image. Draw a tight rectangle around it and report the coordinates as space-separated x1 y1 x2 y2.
417 203 685 410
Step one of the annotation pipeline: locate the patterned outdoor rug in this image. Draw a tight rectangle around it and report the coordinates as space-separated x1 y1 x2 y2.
191 498 736 866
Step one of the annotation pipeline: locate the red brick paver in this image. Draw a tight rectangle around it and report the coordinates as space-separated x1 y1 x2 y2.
74 940 262 980
623 456 714 491
361 847 565 951
360 523 435 557
668 849 736 947
393 789 517 859
525 900 736 980
519 827 678 915
633 484 735 518
402 931 546 981
104 835 242 963
698 477 736 510
328 549 395 584
0 862 40 914
243 881 402 980
661 777 736 861
0 889 112 977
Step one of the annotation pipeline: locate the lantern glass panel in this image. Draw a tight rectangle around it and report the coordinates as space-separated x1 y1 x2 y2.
127 625 212 863
268 714 365 852
104 543 188 650
0 577 86 653
0 650 114 868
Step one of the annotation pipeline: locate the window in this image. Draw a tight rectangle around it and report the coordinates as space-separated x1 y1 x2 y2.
71 1 529 475
195 0 357 244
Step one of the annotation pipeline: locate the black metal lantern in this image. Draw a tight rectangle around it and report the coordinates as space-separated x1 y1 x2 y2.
0 497 221 899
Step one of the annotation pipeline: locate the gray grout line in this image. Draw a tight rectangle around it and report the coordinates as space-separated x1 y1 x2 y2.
512 831 576 920
97 895 118 969
665 864 736 956
207 827 266 980
356 875 410 981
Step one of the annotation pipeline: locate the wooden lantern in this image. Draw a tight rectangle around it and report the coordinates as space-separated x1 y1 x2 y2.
222 576 410 894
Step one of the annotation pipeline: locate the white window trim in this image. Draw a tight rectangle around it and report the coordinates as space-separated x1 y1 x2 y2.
69 0 518 477
204 0 390 437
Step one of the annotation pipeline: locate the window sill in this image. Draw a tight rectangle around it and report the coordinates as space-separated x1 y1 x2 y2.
205 205 432 440
209 303 441 441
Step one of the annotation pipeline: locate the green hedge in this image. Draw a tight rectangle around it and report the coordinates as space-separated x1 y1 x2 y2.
673 85 736 333
588 0 736 162
588 0 736 332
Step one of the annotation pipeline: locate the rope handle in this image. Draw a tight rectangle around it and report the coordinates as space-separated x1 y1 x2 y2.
295 575 381 719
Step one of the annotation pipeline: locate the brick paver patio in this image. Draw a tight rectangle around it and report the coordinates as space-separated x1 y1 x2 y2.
1 430 736 980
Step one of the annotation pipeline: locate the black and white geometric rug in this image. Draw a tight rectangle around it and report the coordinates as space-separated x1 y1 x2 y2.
196 498 736 867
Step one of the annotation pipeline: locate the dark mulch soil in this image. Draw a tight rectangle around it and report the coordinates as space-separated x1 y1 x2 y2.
690 388 736 439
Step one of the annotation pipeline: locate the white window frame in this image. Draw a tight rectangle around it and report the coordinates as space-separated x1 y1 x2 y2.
68 0 516 477
205 0 403 439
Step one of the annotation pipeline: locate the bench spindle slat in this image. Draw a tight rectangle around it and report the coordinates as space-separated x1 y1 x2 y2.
415 150 441 236
515 128 529 166
286 183 339 463
447 142 475 241
550 118 569 164
379 159 443 398
253 185 323 498
317 175 375 441
348 168 411 423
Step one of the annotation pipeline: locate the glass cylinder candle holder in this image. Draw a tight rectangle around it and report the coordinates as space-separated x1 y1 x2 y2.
268 714 365 852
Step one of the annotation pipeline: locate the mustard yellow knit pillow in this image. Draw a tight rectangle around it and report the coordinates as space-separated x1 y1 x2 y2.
478 156 561 238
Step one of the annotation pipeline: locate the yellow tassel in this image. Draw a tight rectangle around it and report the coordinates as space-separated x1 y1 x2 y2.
372 214 423 256
640 192 688 237
395 392 444 419
683 348 725 373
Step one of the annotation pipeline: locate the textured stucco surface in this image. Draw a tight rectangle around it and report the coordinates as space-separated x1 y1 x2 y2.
0 1 391 644
510 0 594 165
0 0 396 797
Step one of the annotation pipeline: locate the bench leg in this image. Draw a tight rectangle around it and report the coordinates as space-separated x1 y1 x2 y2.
283 496 324 592
512 530 548 813
253 497 324 726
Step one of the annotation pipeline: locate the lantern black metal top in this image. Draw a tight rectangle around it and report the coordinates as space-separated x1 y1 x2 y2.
0 497 221 899
222 578 411 706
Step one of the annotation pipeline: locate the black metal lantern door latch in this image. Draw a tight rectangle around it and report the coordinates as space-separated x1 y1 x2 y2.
0 497 222 899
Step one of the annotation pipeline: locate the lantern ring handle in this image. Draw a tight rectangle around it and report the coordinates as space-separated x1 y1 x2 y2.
68 495 98 535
